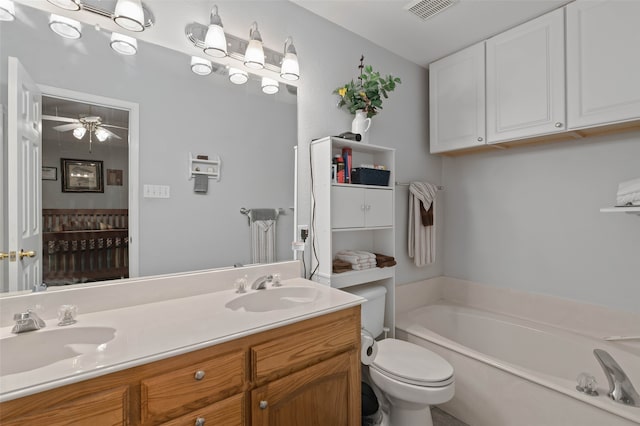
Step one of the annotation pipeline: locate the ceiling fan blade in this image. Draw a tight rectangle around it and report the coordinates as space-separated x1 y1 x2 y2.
53 123 83 132
101 124 129 130
99 127 122 140
42 114 78 123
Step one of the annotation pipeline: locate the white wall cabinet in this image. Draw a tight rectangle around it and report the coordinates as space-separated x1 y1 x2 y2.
566 0 640 129
486 8 566 143
429 42 486 154
310 136 396 335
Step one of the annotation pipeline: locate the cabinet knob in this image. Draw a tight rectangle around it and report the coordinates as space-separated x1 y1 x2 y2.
194 370 206 380
195 417 206 426
555 122 563 128
360 204 366 211
366 204 371 211
477 137 483 142
259 400 268 410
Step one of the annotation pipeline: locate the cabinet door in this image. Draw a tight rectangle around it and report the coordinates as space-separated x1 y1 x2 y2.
486 8 566 143
567 0 640 129
364 189 393 227
331 186 365 229
429 43 486 153
251 351 359 426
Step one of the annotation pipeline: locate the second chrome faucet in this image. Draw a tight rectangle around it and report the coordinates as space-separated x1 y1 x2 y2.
593 349 640 407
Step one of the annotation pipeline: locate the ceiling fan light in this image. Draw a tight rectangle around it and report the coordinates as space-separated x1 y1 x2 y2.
113 0 144 32
191 56 212 76
228 67 248 85
261 77 279 95
0 0 15 21
95 127 109 142
204 5 227 58
73 126 86 139
244 22 264 70
110 32 137 55
280 37 299 81
49 14 82 39
46 0 80 11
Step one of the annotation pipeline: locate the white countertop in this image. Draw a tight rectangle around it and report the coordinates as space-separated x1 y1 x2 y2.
0 272 363 402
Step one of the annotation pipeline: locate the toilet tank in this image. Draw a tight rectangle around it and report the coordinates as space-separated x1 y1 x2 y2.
348 285 387 338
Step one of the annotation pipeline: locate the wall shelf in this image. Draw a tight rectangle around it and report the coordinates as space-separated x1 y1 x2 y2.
600 206 640 216
188 153 221 181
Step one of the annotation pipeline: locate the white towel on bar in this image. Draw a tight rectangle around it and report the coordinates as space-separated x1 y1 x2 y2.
251 220 276 264
408 182 437 267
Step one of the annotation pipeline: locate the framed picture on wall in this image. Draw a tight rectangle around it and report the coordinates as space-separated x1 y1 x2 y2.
42 166 57 181
107 169 123 186
61 158 104 193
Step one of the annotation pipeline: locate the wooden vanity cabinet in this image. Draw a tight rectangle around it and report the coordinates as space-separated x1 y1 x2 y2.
0 306 361 426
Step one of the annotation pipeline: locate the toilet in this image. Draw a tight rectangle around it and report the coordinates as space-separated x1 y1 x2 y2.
350 285 454 426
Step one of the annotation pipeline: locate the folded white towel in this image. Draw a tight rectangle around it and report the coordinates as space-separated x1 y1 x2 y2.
617 190 640 206
352 262 376 271
617 177 640 197
336 253 368 265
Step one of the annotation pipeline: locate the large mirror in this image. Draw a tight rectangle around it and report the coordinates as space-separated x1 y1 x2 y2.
0 3 298 293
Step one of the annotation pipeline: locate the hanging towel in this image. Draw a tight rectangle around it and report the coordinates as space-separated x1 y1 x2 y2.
251 220 276 264
408 182 437 267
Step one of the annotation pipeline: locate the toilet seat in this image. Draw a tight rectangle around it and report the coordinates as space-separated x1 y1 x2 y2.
370 339 454 387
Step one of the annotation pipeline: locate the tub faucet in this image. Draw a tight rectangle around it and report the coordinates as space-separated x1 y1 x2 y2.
251 274 273 290
11 310 46 334
593 349 640 407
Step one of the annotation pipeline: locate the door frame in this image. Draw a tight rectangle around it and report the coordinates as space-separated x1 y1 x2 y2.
39 85 140 278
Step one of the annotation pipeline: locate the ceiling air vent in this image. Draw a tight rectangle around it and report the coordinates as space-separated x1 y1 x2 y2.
405 0 458 21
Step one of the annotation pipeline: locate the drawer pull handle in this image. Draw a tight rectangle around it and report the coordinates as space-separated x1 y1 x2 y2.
194 370 206 380
195 417 206 426
477 137 483 142
259 400 268 409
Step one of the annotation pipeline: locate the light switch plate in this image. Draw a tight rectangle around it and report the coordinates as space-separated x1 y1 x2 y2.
144 184 170 198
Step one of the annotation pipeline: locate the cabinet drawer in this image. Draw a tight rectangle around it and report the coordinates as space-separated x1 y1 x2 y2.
1 386 129 426
251 311 359 383
160 393 244 426
141 349 245 422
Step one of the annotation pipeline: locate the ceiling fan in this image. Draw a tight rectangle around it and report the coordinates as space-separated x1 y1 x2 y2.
42 114 127 152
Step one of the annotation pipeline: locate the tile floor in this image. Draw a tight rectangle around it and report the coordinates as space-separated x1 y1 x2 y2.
432 407 469 426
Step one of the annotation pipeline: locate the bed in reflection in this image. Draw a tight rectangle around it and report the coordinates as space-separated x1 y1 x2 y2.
42 209 129 285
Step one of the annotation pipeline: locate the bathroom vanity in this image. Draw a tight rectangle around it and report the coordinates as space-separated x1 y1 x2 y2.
0 261 363 425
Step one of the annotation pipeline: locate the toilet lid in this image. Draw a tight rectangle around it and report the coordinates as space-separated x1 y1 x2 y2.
371 339 454 387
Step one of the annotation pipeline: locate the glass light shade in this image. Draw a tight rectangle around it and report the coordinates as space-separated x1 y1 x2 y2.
113 0 144 32
46 0 80 11
94 127 109 142
228 68 248 85
73 126 86 139
204 24 227 58
280 52 300 81
49 14 82 39
190 56 212 76
244 39 264 69
261 77 279 95
110 32 137 55
0 0 15 21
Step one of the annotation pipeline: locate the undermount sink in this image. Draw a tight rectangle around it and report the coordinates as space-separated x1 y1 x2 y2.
225 286 320 313
0 326 116 376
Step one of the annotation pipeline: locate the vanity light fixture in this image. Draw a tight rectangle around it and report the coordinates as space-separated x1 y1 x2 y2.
49 14 82 39
110 32 137 55
0 0 15 21
46 0 80 11
280 37 300 81
244 22 265 70
113 0 145 32
229 67 248 85
261 77 279 95
191 56 213 76
203 5 227 58
72 126 87 139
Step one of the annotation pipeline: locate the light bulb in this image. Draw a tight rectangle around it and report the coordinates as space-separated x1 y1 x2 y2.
94 127 109 142
110 32 137 55
261 77 279 95
73 127 86 139
190 56 213 76
228 67 248 85
49 14 82 39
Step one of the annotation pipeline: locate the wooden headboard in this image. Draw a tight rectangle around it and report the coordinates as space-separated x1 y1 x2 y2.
42 209 128 232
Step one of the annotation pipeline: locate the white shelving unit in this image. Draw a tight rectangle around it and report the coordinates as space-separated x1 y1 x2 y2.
600 207 640 216
310 136 396 336
188 152 221 181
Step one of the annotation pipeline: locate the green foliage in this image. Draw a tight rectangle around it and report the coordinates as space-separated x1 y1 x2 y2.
334 63 402 118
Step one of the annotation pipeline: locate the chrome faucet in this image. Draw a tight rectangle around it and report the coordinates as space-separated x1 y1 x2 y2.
11 310 46 334
251 274 273 290
593 349 640 407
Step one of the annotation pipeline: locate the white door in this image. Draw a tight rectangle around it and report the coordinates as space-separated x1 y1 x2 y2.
566 0 640 129
7 57 42 292
486 8 566 143
364 189 393 228
429 42 486 154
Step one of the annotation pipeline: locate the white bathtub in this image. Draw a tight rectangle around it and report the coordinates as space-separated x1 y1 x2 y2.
396 303 640 426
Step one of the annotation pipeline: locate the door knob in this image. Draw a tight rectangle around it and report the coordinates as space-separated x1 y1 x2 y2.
259 400 268 409
0 252 9 261
18 250 36 259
